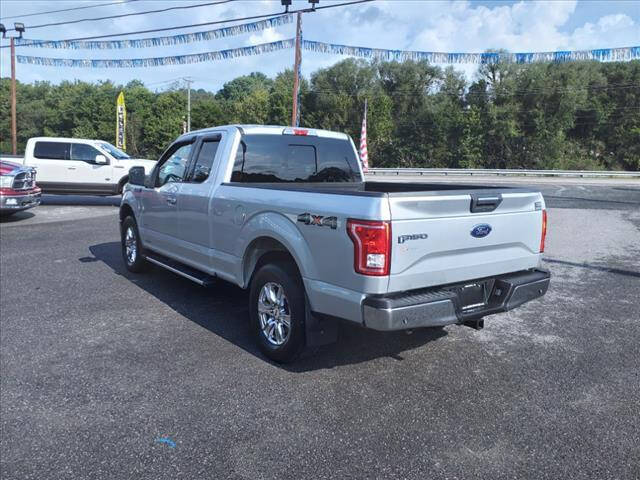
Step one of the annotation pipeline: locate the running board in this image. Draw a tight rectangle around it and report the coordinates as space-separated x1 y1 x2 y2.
144 253 216 287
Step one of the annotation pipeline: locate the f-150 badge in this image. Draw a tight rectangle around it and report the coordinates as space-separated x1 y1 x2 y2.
398 233 428 244
297 213 337 229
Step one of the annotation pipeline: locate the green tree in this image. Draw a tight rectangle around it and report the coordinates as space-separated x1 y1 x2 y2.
0 59 638 171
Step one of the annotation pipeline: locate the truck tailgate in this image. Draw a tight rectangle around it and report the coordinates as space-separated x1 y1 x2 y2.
388 190 544 293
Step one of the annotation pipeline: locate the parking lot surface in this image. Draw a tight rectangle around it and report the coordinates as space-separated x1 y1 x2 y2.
1 182 639 479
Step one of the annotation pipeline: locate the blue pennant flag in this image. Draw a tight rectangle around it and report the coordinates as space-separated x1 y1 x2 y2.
16 15 293 50
17 39 296 68
301 40 640 64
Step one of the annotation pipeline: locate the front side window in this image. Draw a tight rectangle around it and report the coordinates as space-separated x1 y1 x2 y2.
71 143 103 163
33 141 70 160
157 143 193 187
190 140 220 183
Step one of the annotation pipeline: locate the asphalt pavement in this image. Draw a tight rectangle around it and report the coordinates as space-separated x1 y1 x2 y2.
1 180 639 479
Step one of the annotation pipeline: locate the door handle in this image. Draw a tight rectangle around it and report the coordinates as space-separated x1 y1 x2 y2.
68 167 76 170
166 196 177 205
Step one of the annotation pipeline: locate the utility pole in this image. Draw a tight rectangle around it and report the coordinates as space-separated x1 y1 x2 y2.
291 12 302 127
2 23 24 154
10 37 17 155
183 77 193 132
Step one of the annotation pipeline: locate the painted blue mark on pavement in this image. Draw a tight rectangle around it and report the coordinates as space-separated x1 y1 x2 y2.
154 437 176 448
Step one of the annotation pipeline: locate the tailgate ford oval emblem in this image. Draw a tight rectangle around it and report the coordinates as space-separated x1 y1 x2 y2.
471 224 492 238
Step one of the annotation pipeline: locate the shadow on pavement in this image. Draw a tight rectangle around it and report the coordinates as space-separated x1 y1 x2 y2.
543 258 640 278
0 211 36 223
545 195 640 206
42 194 120 207
88 241 448 371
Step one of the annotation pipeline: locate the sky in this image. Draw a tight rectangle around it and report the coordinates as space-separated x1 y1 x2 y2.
0 0 638 92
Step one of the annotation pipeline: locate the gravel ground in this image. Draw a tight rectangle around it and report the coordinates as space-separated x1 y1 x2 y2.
1 182 639 479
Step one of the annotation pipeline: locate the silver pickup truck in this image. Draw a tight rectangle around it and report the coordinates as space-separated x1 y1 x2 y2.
120 125 550 362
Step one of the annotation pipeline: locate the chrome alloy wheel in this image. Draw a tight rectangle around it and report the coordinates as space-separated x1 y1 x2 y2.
257 282 291 346
124 227 137 264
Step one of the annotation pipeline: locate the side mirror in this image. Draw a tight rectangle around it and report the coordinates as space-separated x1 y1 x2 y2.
128 166 146 186
95 154 108 164
193 165 210 182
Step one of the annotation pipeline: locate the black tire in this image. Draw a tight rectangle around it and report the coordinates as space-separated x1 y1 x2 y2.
121 216 149 273
249 261 306 363
117 177 129 195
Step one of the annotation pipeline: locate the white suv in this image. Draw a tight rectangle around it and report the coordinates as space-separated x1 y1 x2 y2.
23 137 156 195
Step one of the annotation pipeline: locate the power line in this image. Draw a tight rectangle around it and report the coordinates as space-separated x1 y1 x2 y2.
313 0 376 11
4 0 237 31
304 84 640 99
0 0 139 20
145 78 185 87
1 0 374 46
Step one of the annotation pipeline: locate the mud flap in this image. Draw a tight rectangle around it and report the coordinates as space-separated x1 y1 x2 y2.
304 297 339 347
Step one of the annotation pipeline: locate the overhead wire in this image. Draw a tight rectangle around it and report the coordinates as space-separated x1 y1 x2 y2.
0 0 139 20
303 84 640 99
144 79 638 124
4 0 237 31
1 0 374 48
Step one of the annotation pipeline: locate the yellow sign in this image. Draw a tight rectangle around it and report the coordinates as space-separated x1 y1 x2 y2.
116 91 126 151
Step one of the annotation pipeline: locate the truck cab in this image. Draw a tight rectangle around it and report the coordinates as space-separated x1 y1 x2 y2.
23 137 156 195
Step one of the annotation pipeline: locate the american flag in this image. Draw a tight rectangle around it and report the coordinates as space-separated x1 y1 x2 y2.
359 99 369 172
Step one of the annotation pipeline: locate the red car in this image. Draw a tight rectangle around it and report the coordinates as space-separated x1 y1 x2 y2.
0 160 41 216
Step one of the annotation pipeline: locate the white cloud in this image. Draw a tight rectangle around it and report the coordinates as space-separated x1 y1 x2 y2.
247 27 285 45
1 0 638 91
571 13 637 48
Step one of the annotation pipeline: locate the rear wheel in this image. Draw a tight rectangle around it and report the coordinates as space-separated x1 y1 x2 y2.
121 216 148 273
250 261 305 363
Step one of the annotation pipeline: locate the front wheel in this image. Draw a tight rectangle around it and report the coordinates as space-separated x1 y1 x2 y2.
121 216 148 273
249 261 306 363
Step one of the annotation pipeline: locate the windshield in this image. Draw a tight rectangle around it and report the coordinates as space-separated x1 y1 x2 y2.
97 142 131 160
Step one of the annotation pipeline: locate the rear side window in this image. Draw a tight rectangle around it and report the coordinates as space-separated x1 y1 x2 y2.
231 134 359 183
33 141 70 160
70 143 102 162
190 140 220 182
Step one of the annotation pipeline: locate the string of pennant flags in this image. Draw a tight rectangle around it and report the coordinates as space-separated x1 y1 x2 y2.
14 11 639 69
18 39 295 68
17 40 640 68
15 15 293 50
302 40 640 65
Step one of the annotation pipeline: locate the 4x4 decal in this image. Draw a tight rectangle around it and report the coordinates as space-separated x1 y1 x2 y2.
297 213 337 230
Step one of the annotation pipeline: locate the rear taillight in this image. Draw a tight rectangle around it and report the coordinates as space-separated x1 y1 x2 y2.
540 209 547 253
347 219 391 276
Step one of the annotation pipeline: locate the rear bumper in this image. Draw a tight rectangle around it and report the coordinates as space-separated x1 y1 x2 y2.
0 191 41 212
362 269 550 331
